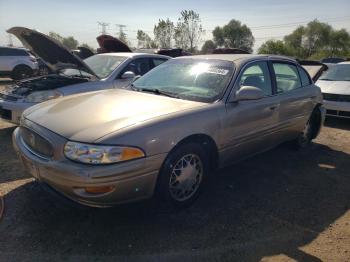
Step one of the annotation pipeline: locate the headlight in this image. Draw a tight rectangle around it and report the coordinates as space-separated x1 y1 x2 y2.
24 90 63 103
64 141 145 164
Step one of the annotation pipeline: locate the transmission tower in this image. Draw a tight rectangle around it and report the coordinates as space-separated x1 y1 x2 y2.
115 24 127 38
97 22 109 35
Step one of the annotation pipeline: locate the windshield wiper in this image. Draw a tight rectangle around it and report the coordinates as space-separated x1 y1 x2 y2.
133 86 180 99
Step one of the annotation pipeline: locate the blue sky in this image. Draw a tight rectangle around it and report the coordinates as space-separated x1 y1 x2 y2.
0 0 349 51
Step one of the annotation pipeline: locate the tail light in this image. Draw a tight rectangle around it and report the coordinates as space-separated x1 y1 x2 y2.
30 57 37 63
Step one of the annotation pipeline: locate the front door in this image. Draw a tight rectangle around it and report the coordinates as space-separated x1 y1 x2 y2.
220 61 280 166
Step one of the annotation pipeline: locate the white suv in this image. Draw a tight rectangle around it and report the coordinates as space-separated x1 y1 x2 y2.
0 46 39 80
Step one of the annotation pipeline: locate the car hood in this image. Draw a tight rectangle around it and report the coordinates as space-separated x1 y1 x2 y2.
96 34 132 53
7 27 98 78
24 89 205 142
316 80 350 95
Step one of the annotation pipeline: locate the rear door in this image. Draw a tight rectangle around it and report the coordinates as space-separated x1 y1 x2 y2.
271 61 315 139
220 60 280 165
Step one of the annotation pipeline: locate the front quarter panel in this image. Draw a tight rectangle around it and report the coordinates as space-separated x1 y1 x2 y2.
95 103 224 157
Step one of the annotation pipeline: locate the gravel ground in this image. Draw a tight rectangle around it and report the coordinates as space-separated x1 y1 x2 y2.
0 79 350 261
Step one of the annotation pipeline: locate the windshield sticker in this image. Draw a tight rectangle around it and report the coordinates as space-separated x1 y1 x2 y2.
206 68 229 75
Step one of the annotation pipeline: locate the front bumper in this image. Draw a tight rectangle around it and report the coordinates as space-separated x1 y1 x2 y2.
323 100 350 118
12 125 167 207
0 99 35 124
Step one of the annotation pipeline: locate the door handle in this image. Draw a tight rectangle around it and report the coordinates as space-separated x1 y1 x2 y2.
269 105 278 110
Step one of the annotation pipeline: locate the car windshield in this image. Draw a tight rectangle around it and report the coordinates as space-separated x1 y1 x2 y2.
84 54 128 78
132 59 235 103
319 64 350 81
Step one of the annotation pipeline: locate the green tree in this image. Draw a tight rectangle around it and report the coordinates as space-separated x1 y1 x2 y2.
201 40 217 54
48 31 79 50
137 30 156 48
80 43 95 53
154 19 174 48
212 19 254 53
62 36 79 50
174 10 204 52
258 40 293 56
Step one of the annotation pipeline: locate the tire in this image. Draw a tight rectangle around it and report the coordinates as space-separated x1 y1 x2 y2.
156 143 209 208
294 108 321 149
11 65 33 80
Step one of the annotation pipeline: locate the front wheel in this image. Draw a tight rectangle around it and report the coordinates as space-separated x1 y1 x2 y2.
156 143 209 208
11 65 33 80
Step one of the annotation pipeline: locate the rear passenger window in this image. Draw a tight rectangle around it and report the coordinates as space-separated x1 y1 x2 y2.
273 63 302 93
152 58 167 68
238 61 272 95
298 66 312 86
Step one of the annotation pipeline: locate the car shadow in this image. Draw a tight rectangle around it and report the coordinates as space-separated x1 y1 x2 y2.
1 142 350 261
325 117 350 131
0 126 30 184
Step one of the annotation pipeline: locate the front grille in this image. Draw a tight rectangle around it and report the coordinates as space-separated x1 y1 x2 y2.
0 92 18 101
326 110 350 118
19 127 53 158
0 107 12 120
323 93 350 102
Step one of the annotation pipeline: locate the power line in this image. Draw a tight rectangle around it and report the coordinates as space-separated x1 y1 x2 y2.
115 24 127 37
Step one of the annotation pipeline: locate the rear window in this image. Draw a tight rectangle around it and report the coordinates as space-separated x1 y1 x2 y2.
273 63 302 94
0 48 29 56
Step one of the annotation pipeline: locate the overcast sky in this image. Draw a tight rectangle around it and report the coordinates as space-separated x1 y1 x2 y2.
0 0 349 51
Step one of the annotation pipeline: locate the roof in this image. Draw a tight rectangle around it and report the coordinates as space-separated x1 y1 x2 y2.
176 54 297 63
94 52 170 59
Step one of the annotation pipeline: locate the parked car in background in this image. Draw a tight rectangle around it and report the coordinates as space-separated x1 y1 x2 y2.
0 46 39 80
0 27 170 124
316 62 350 118
13 54 325 208
155 48 192 57
72 46 94 59
211 48 250 54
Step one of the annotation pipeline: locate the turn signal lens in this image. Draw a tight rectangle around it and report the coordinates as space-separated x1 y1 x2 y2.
121 147 145 161
84 186 115 194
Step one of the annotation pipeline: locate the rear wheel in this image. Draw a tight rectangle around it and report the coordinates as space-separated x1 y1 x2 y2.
294 108 322 149
156 143 209 208
11 65 33 80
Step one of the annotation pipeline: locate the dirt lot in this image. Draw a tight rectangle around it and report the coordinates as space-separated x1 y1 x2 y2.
0 80 350 261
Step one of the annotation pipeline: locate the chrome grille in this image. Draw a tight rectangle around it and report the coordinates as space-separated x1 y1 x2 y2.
20 127 53 158
323 93 350 102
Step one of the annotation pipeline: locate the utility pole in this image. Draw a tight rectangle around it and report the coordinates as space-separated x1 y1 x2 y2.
97 21 109 35
7 34 13 47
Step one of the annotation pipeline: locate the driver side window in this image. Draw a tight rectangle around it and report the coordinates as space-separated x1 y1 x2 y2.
238 61 272 96
119 58 151 78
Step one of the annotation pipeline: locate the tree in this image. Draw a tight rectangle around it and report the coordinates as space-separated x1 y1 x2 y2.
212 19 254 53
201 40 217 54
137 30 157 48
62 36 79 50
80 43 95 53
174 10 204 52
48 31 79 50
154 19 174 48
282 20 350 59
258 40 293 56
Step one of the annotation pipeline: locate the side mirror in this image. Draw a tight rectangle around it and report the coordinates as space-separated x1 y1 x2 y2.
230 86 266 102
121 71 136 79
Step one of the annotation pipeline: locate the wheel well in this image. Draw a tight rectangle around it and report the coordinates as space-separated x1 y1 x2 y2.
13 64 32 70
310 104 323 139
169 134 219 170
